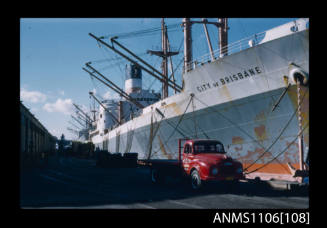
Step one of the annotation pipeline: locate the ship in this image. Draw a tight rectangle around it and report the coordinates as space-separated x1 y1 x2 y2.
85 18 309 183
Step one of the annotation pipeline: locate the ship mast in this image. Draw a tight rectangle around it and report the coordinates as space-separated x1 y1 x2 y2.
147 18 179 99
182 18 229 73
89 33 182 93
202 18 215 61
90 94 96 122
218 18 228 57
162 19 168 99
183 18 192 73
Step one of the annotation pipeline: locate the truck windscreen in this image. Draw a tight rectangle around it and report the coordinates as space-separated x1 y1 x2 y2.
193 142 225 154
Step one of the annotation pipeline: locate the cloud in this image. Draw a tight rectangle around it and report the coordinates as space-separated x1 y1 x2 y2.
80 104 89 113
59 90 65 96
43 98 74 115
20 88 47 103
30 107 39 113
103 91 120 100
140 18 158 25
49 129 68 140
49 129 60 138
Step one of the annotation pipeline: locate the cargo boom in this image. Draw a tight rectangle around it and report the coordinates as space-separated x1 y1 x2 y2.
87 18 309 183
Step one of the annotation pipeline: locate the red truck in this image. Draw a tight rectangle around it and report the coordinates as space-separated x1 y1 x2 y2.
147 138 244 189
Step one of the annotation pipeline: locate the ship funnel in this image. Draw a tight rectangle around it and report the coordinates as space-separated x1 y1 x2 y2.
125 64 142 94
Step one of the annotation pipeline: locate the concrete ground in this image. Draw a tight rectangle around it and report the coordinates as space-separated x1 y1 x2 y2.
20 156 309 209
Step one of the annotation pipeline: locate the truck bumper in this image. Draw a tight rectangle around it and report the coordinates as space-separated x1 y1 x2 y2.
203 174 245 182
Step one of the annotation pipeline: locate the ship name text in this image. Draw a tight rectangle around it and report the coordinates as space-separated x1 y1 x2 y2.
196 66 262 93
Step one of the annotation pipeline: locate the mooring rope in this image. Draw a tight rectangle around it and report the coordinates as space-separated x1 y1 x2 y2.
150 95 193 158
245 122 309 175
243 86 308 172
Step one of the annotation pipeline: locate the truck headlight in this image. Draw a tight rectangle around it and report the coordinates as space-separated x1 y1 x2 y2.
236 167 243 174
212 167 218 175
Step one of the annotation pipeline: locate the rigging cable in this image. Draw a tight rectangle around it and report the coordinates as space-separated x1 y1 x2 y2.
145 56 162 91
146 107 166 159
168 36 184 82
151 96 193 157
193 86 308 173
191 95 198 138
193 91 297 172
190 95 210 139
243 86 309 172
100 23 181 40
194 96 268 151
237 18 249 38
97 40 125 87
245 122 309 175
192 83 308 173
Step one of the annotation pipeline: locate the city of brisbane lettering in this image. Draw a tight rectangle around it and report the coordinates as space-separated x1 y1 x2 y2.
196 66 262 93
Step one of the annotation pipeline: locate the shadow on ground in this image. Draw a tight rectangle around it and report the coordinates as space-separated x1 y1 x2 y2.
20 156 309 208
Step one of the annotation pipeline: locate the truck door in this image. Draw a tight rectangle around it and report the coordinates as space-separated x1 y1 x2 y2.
182 143 193 174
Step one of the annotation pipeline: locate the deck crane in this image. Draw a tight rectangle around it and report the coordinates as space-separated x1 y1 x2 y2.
73 103 93 125
147 18 179 98
82 64 144 109
67 127 79 136
89 91 121 125
75 111 92 127
68 120 82 131
71 115 86 129
88 33 182 94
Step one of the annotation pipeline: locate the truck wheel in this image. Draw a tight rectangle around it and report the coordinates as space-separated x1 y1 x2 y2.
151 168 162 184
226 180 240 191
191 169 202 190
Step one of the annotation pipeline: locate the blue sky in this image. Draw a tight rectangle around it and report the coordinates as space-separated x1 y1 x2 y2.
20 18 298 140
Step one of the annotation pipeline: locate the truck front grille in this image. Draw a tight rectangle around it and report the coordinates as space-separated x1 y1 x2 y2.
219 165 235 175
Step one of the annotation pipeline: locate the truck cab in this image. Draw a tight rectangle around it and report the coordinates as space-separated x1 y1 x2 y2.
181 139 244 189
149 138 244 190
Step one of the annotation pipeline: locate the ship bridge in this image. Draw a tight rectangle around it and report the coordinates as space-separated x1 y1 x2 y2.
92 64 160 137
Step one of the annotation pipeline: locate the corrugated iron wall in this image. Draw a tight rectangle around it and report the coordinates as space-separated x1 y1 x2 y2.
20 102 57 167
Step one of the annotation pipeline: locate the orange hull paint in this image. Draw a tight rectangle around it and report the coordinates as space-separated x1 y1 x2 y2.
243 163 300 175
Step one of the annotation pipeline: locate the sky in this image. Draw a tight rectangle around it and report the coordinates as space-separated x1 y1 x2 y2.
20 17 298 140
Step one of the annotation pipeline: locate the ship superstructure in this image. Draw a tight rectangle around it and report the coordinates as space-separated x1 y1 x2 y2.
89 63 160 149
85 18 309 183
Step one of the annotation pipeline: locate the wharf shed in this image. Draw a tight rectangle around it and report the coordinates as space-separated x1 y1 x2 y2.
20 101 57 167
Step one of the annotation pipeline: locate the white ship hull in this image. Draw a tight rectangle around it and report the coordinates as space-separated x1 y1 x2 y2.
91 20 309 181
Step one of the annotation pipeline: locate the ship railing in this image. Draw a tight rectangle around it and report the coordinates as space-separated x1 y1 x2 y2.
185 31 266 72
